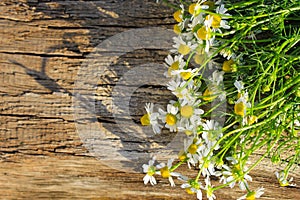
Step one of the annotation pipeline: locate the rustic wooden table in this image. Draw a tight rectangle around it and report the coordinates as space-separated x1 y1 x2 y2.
0 0 299 199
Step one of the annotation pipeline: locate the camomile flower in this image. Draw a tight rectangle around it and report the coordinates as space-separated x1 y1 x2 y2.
222 59 236 73
210 70 225 86
167 79 190 101
215 4 231 29
140 103 163 134
201 159 218 177
203 70 226 101
167 79 199 106
156 158 181 187
204 4 230 32
179 100 204 127
181 178 203 200
203 177 216 200
183 137 205 168
220 46 235 60
237 187 265 200
188 1 209 18
177 123 198 136
159 104 179 132
195 24 214 53
171 68 198 81
275 171 296 187
188 14 205 33
171 36 198 56
142 157 157 185
220 161 252 191
201 120 222 150
234 94 251 117
234 80 245 94
173 4 184 23
164 54 185 78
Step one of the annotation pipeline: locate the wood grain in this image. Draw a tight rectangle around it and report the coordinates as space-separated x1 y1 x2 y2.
0 0 299 199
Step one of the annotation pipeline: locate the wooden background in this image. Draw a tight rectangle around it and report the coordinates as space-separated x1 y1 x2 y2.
0 0 299 199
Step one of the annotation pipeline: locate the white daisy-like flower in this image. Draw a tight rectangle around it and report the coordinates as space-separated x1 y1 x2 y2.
220 47 235 60
234 80 245 93
215 4 231 29
142 157 157 185
171 36 198 56
167 79 199 106
220 162 252 191
205 4 230 30
210 70 225 86
167 79 190 101
164 54 186 78
178 123 197 136
159 104 179 132
173 4 184 23
179 99 204 127
237 187 265 200
203 70 226 101
195 22 215 53
184 137 205 168
275 171 297 187
171 68 198 82
203 177 216 200
188 14 204 31
181 178 203 200
188 0 209 18
235 93 251 119
167 79 181 92
140 103 163 134
201 120 223 150
156 158 181 187
201 158 219 177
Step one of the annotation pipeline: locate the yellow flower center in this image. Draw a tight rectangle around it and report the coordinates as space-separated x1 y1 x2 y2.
197 26 211 40
234 164 241 171
178 44 191 55
206 186 214 198
173 10 182 22
140 114 150 126
248 115 258 125
188 143 198 154
234 102 246 117
166 114 177 125
246 191 256 200
180 71 192 80
180 105 194 118
222 59 235 73
280 182 289 187
189 3 197 15
173 24 181 34
206 14 221 28
203 162 209 169
194 53 206 65
147 165 156 176
203 88 216 101
176 92 184 99
178 151 187 161
168 61 180 76
185 188 195 195
160 166 171 178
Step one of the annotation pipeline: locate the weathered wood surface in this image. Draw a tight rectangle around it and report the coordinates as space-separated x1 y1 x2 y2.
0 0 299 199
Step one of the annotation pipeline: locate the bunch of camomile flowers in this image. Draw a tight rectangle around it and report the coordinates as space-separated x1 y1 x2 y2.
141 0 300 199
